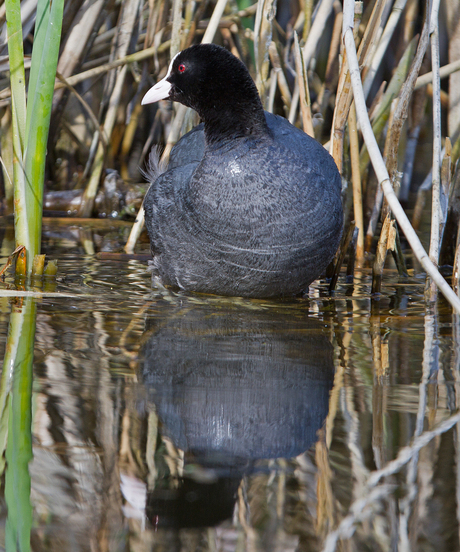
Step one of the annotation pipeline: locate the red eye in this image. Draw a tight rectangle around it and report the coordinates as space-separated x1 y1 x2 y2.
178 63 186 73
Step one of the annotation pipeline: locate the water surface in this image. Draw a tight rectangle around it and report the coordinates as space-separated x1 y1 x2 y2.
0 219 459 552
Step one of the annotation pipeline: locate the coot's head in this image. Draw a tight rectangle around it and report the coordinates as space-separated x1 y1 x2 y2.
142 44 268 143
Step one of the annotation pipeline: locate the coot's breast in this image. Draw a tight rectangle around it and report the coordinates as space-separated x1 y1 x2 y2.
144 113 343 298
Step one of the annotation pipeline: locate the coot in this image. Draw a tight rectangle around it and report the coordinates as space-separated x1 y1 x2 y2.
142 44 343 298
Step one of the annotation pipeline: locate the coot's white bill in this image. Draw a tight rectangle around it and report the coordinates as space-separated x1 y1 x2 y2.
142 52 179 105
142 77 172 105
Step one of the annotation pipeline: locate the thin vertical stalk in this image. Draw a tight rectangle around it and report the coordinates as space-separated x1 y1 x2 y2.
348 102 364 263
362 0 409 99
254 0 276 97
371 213 395 294
171 0 183 59
359 36 417 178
289 0 336 124
400 90 426 201
5 0 28 256
428 0 443 300
293 32 314 137
268 42 292 109
201 0 228 43
302 0 312 41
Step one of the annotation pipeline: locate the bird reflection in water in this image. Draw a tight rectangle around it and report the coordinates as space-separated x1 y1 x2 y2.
139 297 335 529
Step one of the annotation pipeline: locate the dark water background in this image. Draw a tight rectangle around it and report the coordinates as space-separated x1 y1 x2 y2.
0 218 459 552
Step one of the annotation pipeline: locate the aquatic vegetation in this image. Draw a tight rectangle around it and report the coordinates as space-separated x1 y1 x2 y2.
4 0 64 275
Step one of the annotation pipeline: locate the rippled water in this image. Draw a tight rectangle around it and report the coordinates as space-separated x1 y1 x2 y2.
0 219 459 551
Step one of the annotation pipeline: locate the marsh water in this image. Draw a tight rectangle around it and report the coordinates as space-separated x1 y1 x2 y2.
0 217 460 552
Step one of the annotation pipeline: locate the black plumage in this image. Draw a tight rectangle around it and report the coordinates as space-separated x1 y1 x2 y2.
142 44 343 298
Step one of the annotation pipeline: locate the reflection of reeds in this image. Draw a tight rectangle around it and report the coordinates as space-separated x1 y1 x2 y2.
4 252 457 550
0 297 36 549
1 0 460 303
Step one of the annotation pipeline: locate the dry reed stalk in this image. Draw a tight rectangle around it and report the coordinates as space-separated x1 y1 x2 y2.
384 1 430 188
427 0 443 301
144 0 158 48
331 0 391 171
343 0 460 312
329 54 352 173
391 225 408 277
254 0 276 98
329 0 362 172
0 2 6 28
315 2 342 139
359 36 417 179
411 170 431 231
329 221 356 292
437 140 454 264
371 213 395 295
365 97 398 253
120 101 144 181
415 58 460 90
362 0 409 100
288 0 336 125
354 0 388 81
78 0 143 217
181 0 195 49
381 98 399 219
302 0 312 41
403 0 417 42
440 150 460 268
171 0 183 59
220 27 240 58
346 226 359 278
293 31 314 137
266 67 277 112
268 41 291 111
51 0 107 115
441 138 452 204
399 86 427 201
447 0 460 143
55 72 106 146
348 102 364 264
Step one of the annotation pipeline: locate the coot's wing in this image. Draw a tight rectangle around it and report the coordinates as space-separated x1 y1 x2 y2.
144 123 205 257
168 123 205 169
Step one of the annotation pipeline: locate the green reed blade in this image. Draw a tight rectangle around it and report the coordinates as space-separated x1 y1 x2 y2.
25 0 55 140
23 0 64 269
5 0 29 257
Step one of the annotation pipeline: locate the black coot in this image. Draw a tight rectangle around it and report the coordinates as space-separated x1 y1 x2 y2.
142 44 343 298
